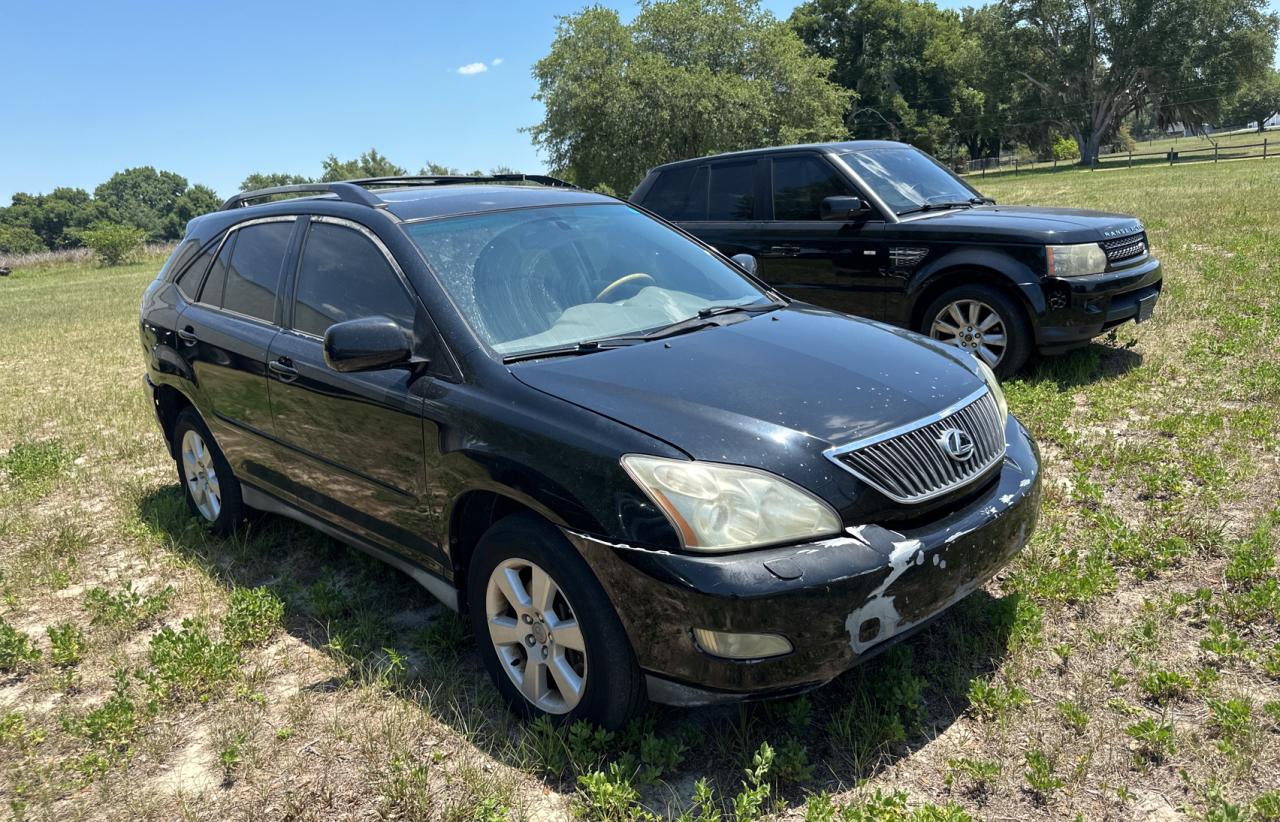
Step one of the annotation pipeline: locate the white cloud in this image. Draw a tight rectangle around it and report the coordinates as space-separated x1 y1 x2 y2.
456 62 488 76
491 58 504 66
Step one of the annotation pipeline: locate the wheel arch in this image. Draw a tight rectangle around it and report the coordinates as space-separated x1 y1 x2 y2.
907 261 1042 333
152 383 196 457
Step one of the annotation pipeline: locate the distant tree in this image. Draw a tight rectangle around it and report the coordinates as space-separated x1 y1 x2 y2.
94 167 189 240
790 0 982 154
0 224 46 254
238 172 312 192
1 187 102 249
489 165 522 175
320 148 407 182
81 223 146 266
1002 0 1279 164
1226 67 1280 130
420 162 460 175
163 184 221 238
530 0 852 193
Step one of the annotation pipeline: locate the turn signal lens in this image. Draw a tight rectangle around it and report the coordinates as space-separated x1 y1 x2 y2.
692 628 793 660
621 455 842 552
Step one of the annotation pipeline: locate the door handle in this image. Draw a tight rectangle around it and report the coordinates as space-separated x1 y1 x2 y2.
269 358 299 383
177 327 198 347
767 245 801 257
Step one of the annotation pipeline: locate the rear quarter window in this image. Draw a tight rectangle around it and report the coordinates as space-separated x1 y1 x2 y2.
641 166 707 221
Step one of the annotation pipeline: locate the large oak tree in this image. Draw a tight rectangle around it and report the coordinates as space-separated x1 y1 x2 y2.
529 0 853 193
1004 0 1278 164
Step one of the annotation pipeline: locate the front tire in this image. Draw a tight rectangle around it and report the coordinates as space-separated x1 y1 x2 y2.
920 284 1031 378
172 408 245 536
467 513 645 729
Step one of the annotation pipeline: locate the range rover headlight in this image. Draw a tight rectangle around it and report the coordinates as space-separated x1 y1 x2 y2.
1045 243 1108 277
974 358 1009 425
621 455 842 552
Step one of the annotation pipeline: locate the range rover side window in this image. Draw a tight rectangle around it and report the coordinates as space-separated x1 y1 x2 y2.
292 222 414 338
644 166 708 221
220 221 293 322
772 156 852 220
708 161 756 221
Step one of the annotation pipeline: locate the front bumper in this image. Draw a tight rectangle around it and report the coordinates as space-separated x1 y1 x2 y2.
563 416 1041 705
1033 256 1162 353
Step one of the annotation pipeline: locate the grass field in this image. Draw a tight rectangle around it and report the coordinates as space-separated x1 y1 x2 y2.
1 159 1278 820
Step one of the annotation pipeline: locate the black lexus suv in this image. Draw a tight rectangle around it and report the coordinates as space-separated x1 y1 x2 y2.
140 175 1041 728
631 141 1163 376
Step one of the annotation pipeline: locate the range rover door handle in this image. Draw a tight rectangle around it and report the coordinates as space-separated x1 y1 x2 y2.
177 327 198 346
767 245 801 257
269 358 299 383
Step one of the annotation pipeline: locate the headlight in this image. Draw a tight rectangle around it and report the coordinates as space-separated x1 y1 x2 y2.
974 358 1009 425
621 455 841 552
1045 243 1108 277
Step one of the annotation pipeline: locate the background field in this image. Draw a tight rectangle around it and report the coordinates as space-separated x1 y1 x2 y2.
1 159 1278 820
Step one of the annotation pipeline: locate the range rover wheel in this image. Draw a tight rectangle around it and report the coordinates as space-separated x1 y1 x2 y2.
921 284 1031 378
467 513 645 729
171 407 245 536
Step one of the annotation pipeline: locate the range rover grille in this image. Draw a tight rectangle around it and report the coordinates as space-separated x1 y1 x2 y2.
1100 231 1148 265
825 390 1007 504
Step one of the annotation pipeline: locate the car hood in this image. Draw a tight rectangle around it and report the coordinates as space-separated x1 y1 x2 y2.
509 304 986 489
892 205 1144 245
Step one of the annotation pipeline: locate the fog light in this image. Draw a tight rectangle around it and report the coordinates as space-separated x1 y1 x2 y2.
692 628 792 660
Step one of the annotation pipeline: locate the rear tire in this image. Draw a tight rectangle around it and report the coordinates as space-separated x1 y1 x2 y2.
920 284 1031 378
171 408 245 536
467 513 646 729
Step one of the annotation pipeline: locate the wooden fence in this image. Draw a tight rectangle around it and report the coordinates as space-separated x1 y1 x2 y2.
959 138 1274 179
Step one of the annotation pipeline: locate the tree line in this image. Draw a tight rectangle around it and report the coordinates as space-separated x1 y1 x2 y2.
0 149 516 255
531 0 1280 192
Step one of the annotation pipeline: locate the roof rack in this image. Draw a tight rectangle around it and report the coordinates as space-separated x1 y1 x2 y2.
219 182 386 211
349 174 575 189
220 174 576 211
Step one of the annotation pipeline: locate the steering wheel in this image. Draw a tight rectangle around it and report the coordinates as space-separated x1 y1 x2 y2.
594 272 656 302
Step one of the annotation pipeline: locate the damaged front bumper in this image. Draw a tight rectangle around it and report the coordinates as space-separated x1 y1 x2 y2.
562 416 1041 706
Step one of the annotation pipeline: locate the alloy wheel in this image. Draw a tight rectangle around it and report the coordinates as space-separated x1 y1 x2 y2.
929 299 1008 367
181 429 221 522
485 558 587 714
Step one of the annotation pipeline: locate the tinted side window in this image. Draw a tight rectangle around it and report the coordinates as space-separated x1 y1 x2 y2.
642 166 708 221
198 234 234 305
292 222 414 338
772 156 852 220
175 245 216 300
221 222 293 322
708 161 756 220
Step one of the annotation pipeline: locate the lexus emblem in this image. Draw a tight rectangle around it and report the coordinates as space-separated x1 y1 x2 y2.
937 428 975 462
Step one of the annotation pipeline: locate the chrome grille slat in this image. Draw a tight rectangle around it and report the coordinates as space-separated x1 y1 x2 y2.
1100 231 1148 264
825 389 1007 504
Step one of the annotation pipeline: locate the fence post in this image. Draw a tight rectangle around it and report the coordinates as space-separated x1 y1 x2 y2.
1014 159 1019 175
1214 145 1219 163
1128 150 1132 169
982 162 986 179
1264 139 1268 159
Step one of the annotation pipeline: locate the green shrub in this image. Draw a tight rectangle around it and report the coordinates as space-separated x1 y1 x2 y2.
47 623 87 667
84 582 173 629
81 223 145 266
147 618 239 701
221 586 284 648
1052 135 1080 161
0 619 42 673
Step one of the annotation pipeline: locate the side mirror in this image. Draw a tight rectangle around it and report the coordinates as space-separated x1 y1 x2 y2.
323 316 413 373
731 253 758 276
821 195 871 221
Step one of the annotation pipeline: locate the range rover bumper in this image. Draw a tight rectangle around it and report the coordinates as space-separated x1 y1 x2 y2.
562 415 1041 705
1033 256 1163 353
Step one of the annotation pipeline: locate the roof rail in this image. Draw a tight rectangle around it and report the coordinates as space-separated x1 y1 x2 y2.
220 182 385 211
349 174 576 189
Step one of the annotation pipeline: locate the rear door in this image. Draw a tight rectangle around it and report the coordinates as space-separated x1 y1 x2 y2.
754 154 887 318
267 216 445 575
176 217 296 484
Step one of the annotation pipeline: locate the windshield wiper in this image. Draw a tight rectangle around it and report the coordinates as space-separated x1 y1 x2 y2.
501 341 621 364
696 301 781 319
898 201 976 216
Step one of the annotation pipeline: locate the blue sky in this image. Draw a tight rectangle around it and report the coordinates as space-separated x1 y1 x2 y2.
0 0 1275 204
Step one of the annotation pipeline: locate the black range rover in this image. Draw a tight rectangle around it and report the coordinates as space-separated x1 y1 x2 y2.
631 141 1163 376
140 176 1041 728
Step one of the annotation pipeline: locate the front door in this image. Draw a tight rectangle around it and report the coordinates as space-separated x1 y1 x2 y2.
754 154 887 319
266 217 444 575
